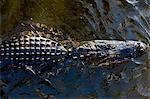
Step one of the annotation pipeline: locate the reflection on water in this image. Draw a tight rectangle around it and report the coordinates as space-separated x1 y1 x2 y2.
0 0 150 98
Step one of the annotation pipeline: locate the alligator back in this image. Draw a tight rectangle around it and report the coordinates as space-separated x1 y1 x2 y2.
0 31 68 66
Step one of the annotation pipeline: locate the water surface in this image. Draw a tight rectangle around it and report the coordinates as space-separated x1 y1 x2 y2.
0 0 150 98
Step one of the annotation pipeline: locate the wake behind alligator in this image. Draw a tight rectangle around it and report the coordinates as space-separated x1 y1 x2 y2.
0 22 148 75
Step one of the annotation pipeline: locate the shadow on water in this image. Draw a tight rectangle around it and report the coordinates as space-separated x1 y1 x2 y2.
0 0 150 98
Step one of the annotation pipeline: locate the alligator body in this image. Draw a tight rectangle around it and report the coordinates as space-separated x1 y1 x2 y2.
0 22 148 68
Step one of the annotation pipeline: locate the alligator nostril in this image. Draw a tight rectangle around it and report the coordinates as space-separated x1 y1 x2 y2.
137 42 147 52
136 42 148 57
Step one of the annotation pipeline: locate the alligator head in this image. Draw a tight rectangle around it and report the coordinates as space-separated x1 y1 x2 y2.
77 40 148 67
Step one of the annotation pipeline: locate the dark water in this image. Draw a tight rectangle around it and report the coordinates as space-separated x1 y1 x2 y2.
0 0 150 98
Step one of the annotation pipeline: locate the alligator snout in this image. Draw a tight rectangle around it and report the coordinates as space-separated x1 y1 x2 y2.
118 41 147 58
78 40 148 67
134 41 148 57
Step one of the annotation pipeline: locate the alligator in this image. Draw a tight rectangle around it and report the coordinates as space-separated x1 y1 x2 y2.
0 22 148 71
